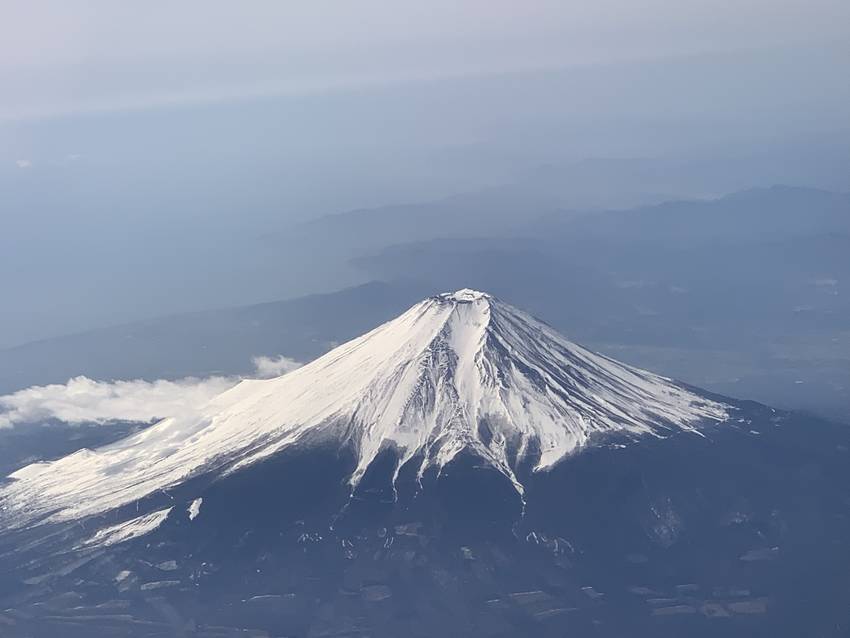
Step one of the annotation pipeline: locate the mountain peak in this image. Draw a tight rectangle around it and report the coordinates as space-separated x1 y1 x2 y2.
437 288 492 303
1 294 729 526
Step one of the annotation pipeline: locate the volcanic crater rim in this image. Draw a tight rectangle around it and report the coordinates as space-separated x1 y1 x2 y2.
438 288 492 303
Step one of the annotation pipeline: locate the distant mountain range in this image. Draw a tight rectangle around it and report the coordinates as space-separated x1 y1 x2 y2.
0 282 426 394
1 186 847 421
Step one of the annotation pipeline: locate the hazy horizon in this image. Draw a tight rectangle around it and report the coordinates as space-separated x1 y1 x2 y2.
3 40 849 347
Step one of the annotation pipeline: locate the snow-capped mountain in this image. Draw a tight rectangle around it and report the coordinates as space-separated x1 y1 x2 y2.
1 290 726 526
1 291 848 638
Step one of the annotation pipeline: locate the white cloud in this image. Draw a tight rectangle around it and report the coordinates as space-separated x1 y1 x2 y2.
0 375 236 429
251 355 303 379
0 354 302 429
15 159 32 168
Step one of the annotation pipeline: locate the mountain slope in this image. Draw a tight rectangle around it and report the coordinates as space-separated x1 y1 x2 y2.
0 292 847 638
1 404 847 638
0 290 726 527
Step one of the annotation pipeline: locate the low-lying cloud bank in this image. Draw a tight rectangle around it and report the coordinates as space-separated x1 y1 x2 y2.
0 355 302 429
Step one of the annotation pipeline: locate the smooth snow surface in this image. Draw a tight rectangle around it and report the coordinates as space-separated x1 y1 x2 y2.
0 290 728 526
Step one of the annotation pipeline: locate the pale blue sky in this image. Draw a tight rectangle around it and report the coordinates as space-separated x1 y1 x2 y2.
2 0 849 120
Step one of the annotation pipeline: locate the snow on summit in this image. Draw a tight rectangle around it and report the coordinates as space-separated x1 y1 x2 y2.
0 290 729 525
442 288 490 302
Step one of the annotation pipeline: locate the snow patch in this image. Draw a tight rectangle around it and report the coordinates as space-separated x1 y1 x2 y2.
188 498 203 521
83 507 172 548
440 288 490 302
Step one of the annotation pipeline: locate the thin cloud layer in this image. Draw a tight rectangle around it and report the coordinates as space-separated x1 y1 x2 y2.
4 1 847 119
0 355 302 429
